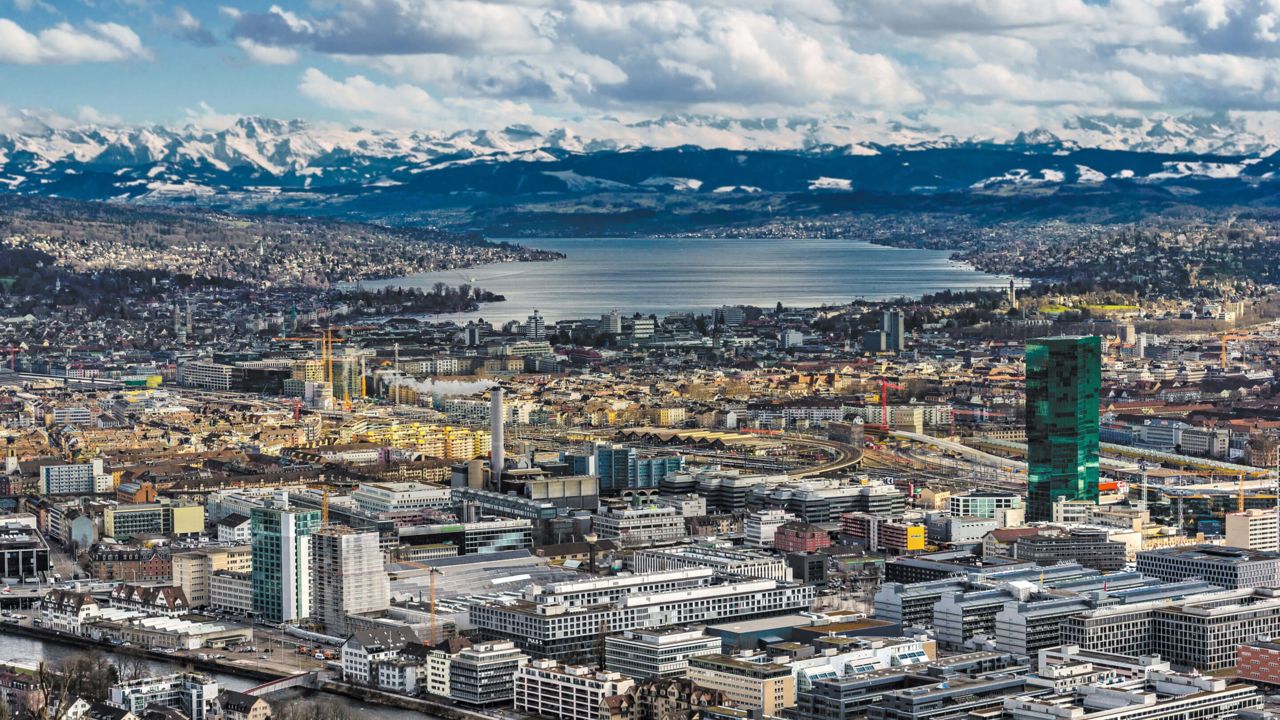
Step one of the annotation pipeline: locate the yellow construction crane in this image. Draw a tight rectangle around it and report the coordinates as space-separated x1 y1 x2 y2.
321 488 330 525
394 558 443 646
272 331 347 384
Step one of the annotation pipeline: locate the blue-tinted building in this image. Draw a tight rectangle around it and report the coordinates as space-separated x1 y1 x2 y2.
595 443 685 496
251 494 321 623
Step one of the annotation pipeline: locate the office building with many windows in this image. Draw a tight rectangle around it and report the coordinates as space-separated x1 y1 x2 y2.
250 493 321 623
594 443 685 496
605 627 722 679
469 569 815 661
1136 545 1280 589
1025 336 1101 521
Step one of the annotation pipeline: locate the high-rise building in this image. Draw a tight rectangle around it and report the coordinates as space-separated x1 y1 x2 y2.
1025 336 1101 521
525 310 545 340
1226 509 1280 552
311 525 390 635
250 493 321 623
603 309 622 335
881 310 906 352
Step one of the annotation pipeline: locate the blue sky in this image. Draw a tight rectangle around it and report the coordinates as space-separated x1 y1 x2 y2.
7 0 1280 139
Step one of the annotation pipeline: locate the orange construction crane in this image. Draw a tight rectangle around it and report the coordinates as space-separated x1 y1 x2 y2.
1220 332 1254 369
878 377 905 431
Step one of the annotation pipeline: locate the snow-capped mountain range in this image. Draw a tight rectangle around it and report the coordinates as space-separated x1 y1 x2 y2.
3 112 1280 219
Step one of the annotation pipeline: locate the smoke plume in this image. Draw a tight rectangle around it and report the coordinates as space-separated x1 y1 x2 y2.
390 377 496 398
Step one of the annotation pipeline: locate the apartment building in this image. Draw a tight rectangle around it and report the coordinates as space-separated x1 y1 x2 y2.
688 654 795 717
171 546 251 607
514 660 634 720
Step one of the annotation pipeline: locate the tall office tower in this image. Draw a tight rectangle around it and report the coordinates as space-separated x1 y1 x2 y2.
603 309 623 335
1026 336 1102 521
251 493 321 623
881 309 906 352
311 526 390 635
490 387 505 487
526 310 546 340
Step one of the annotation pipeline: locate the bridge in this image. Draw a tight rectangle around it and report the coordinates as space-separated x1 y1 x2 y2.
244 671 321 697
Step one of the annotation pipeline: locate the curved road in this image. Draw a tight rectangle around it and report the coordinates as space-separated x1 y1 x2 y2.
889 430 1028 472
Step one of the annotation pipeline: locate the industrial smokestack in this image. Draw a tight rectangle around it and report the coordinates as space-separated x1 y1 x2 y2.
490 387 504 488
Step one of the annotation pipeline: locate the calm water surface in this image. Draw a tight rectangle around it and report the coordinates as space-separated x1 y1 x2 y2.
0 632 433 719
362 237 1018 324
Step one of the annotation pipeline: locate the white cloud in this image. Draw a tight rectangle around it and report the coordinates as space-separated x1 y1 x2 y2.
0 18 151 64
236 38 299 65
182 101 240 131
298 68 446 125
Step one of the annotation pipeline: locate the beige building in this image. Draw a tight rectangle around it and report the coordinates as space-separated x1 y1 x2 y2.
172 547 252 608
688 654 795 717
1227 509 1280 552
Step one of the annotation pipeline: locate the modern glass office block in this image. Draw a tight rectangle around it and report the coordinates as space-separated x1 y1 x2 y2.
1026 336 1101 521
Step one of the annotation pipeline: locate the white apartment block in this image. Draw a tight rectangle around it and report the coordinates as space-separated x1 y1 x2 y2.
604 627 722 679
470 569 816 661
209 572 252 614
38 460 112 495
515 661 634 720
745 509 796 548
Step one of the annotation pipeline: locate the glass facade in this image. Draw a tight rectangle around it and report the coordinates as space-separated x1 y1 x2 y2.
595 444 685 494
1026 336 1101 521
250 504 320 623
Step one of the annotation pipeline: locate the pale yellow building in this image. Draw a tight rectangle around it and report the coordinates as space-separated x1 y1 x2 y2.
688 655 795 717
172 546 252 607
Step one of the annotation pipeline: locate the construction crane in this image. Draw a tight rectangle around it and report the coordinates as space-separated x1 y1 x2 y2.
878 377 905 431
393 559 443 645
1220 332 1253 369
321 488 329 526
272 332 346 384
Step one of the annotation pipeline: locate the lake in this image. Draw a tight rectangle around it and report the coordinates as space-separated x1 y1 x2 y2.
360 237 1019 324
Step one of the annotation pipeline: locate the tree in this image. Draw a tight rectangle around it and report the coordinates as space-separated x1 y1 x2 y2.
272 700 357 720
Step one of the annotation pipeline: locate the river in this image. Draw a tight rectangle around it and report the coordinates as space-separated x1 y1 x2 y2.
0 632 435 719
359 236 1019 324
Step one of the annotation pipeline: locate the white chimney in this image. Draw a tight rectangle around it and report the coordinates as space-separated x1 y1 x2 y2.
490 387 504 488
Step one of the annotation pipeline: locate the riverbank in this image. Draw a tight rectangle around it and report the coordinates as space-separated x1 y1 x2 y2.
321 680 509 720
0 622 494 719
0 621 285 682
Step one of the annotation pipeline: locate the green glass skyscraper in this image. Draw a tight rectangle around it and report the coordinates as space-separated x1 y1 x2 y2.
251 493 321 623
1026 335 1101 521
